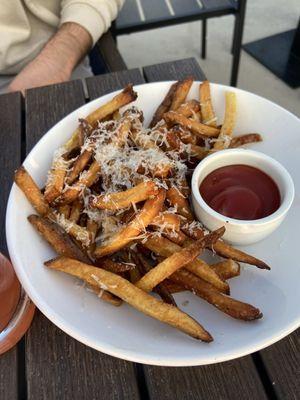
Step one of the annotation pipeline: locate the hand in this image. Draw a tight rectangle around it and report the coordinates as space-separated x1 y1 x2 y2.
8 23 92 95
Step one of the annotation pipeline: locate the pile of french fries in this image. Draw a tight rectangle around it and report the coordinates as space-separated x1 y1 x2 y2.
15 79 269 342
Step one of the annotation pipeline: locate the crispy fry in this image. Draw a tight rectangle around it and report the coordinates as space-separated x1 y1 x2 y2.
136 228 224 292
58 161 101 205
28 215 90 264
134 253 176 306
171 268 262 320
200 80 217 127
15 166 50 216
52 213 92 248
166 186 194 222
144 235 229 293
44 155 68 203
172 125 197 145
181 222 204 240
170 77 194 111
177 100 200 117
65 85 138 152
162 230 186 245
211 259 240 280
164 111 220 138
190 144 209 160
58 205 71 219
150 212 181 232
163 280 185 294
94 189 166 257
230 133 263 148
90 181 158 210
213 92 237 150
98 258 135 273
46 257 212 341
213 240 270 270
149 82 178 128
66 150 93 185
69 200 82 223
28 215 119 305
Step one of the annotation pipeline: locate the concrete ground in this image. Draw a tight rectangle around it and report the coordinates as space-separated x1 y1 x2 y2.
118 0 300 116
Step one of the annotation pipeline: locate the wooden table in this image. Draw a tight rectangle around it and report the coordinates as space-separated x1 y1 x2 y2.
0 58 299 400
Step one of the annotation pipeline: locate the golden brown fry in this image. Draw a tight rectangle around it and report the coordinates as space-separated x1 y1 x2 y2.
15 166 50 216
171 268 262 321
136 228 224 292
200 80 217 127
170 77 194 111
65 85 138 152
97 258 135 273
113 117 132 147
229 133 263 148
45 256 212 341
211 259 240 280
190 144 209 160
28 215 90 263
69 200 82 223
150 212 181 232
171 126 197 145
181 222 204 240
134 253 176 306
58 205 71 219
66 150 93 185
162 230 186 246
166 186 194 222
149 82 178 128
94 189 166 257
44 156 68 203
58 161 101 205
213 240 270 270
164 111 220 138
213 92 237 150
163 280 185 294
177 100 200 117
144 235 229 293
90 181 158 210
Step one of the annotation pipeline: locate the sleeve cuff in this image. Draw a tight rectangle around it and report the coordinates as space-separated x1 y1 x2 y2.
60 3 107 46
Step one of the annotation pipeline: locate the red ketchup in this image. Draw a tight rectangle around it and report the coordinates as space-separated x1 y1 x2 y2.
200 165 280 220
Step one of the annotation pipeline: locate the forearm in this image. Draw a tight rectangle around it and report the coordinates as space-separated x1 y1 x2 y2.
8 23 92 94
37 22 92 75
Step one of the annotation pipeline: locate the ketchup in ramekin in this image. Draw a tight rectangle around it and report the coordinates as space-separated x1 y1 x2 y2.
199 164 280 220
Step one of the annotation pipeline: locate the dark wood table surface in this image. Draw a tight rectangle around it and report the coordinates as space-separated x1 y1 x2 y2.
0 58 299 400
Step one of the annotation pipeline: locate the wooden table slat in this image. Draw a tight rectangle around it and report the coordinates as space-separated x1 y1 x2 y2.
86 68 145 100
143 58 206 82
0 91 21 400
145 357 268 400
259 329 300 399
25 79 140 400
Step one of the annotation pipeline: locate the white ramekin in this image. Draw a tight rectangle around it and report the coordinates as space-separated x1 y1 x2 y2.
191 149 294 245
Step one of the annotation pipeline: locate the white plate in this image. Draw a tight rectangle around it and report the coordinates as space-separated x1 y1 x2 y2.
6 82 300 366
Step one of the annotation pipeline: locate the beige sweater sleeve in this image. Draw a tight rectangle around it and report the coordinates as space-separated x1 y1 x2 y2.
60 0 124 45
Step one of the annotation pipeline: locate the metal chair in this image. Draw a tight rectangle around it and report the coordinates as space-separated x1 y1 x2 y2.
112 0 247 86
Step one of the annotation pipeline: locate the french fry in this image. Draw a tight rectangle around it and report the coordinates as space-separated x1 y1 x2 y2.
15 166 50 216
97 258 135 273
171 125 197 145
229 133 262 148
94 189 166 257
162 230 186 246
144 235 229 293
171 268 262 321
211 259 240 280
113 117 132 147
213 92 237 150
44 155 68 203
58 161 101 205
66 150 93 185
164 111 220 138
170 77 194 111
150 212 181 232
149 82 178 128
28 215 120 305
163 280 185 294
190 144 209 160
46 257 212 341
136 227 224 292
90 181 158 210
134 253 176 306
69 200 82 223
64 85 138 152
58 205 71 219
166 186 194 222
181 222 204 240
177 100 200 117
200 80 217 127
213 240 270 270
